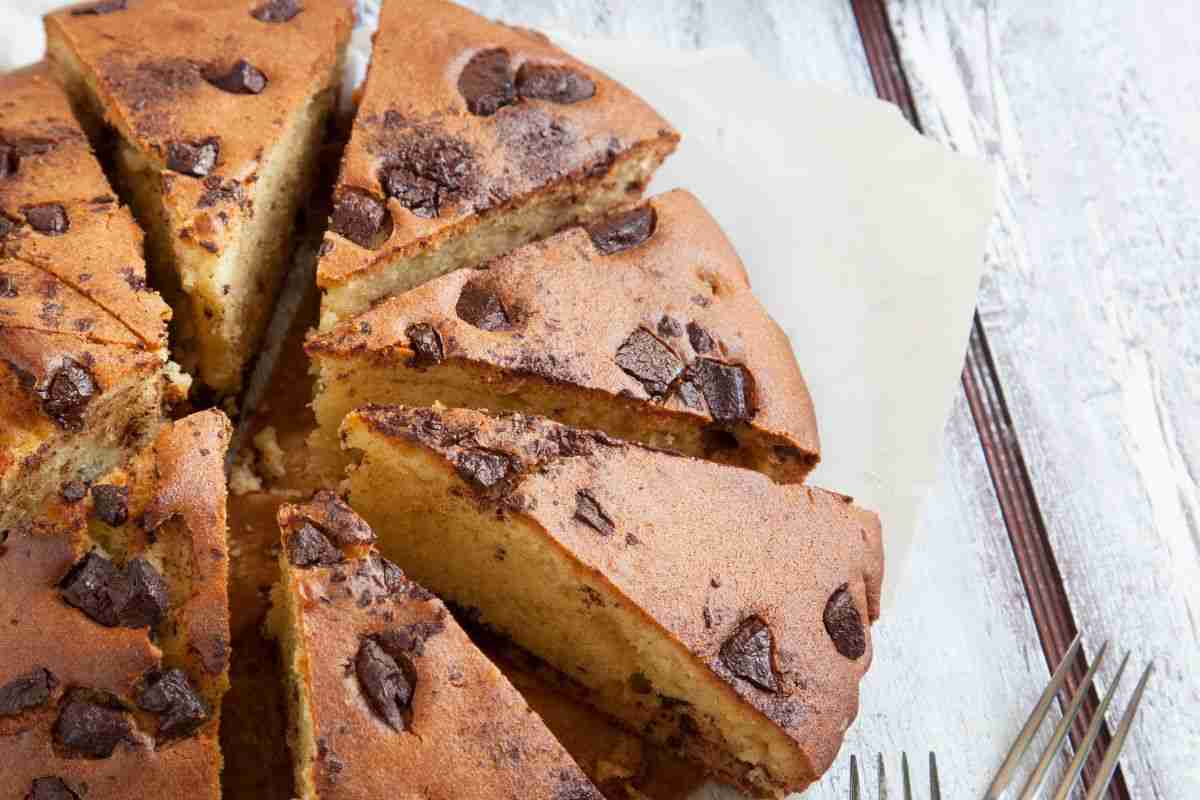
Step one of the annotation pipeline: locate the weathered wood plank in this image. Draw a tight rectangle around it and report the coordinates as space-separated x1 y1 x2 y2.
457 2 1058 797
888 2 1200 797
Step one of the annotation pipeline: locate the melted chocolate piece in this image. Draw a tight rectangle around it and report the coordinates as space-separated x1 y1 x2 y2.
24 203 69 236
53 695 132 759
657 315 683 338
355 638 414 732
573 490 615 537
90 484 129 526
380 166 438 218
615 327 682 397
458 49 516 116
823 583 866 660
137 669 210 740
719 617 781 693
456 280 512 331
27 777 80 800
41 358 97 431
250 0 302 22
686 321 715 353
454 448 513 491
286 522 343 567
0 273 16 298
166 138 220 177
205 59 268 94
681 358 755 423
60 553 168 629
586 206 657 255
330 187 392 249
405 323 444 367
0 145 19 178
515 63 596 104
0 668 55 717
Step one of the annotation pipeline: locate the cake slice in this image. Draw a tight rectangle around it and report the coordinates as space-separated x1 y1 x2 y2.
0 409 232 800
0 65 171 532
269 490 605 800
316 0 679 328
341 405 884 798
309 189 819 483
45 0 353 392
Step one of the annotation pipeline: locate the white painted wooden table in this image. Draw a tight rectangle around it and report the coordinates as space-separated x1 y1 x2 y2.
453 2 1199 798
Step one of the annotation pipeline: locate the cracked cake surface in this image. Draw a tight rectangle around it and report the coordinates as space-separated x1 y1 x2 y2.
341 405 883 797
0 409 232 800
45 0 353 392
308 189 819 483
270 490 604 800
0 63 169 531
315 0 680 327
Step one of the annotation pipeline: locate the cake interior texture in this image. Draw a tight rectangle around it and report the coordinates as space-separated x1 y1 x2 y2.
342 407 883 797
319 140 670 328
46 37 341 393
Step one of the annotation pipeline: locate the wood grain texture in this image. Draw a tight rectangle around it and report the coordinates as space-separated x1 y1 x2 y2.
888 2 1200 797
458 2 1057 797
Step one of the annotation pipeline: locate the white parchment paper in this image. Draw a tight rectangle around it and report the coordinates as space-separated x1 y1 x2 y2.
3 8 995 796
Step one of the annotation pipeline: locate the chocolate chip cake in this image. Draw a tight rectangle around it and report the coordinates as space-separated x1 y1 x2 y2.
340 405 884 798
0 409 232 800
45 0 353 392
0 64 170 532
269 490 604 800
315 0 679 328
309 189 819 484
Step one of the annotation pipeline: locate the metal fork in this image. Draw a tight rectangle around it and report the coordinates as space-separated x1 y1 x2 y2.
983 632 1154 800
849 752 940 799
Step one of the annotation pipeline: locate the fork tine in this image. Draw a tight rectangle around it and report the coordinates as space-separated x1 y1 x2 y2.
983 631 1085 800
850 754 861 800
901 753 912 800
878 753 887 800
1017 641 1111 800
929 752 941 800
1050 651 1132 800
1084 661 1154 800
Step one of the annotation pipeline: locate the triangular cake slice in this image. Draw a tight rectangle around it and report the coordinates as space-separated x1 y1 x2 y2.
316 0 679 327
269 490 605 800
0 65 171 531
0 410 232 800
309 190 818 484
341 405 884 798
45 0 353 392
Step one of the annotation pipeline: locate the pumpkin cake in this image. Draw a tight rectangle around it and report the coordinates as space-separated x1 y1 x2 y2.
308 189 819 484
315 0 679 328
0 409 232 800
0 63 170 532
45 0 354 392
269 490 604 800
340 405 884 798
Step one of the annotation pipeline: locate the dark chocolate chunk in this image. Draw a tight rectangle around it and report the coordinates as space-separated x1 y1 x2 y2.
60 553 122 627
720 617 780 693
0 145 18 178
330 187 392 249
0 668 55 717
69 0 126 14
286 522 343 567
682 358 755 423
375 618 446 658
60 553 167 629
380 166 439 218
405 323 444 367
250 0 302 22
515 63 596 104
823 583 866 660
27 777 80 800
458 48 516 116
24 203 69 236
53 695 131 759
378 557 407 595
686 321 715 353
117 558 170 629
657 315 682 338
60 481 87 503
205 60 268 94
553 776 605 800
41 357 96 431
166 138 220 177
0 273 16 298
301 490 375 547
454 448 512 491
586 206 656 255
456 280 511 331
355 638 414 732
573 490 614 537
0 213 19 238
90 484 129 526
615 327 682 397
137 669 210 740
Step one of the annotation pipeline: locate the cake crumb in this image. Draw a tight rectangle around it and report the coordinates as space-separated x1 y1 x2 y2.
229 448 263 496
253 425 288 480
162 360 194 407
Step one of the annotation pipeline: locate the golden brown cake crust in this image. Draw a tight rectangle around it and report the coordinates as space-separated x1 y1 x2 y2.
0 410 231 800
276 492 604 800
309 189 819 479
316 0 679 289
346 405 883 787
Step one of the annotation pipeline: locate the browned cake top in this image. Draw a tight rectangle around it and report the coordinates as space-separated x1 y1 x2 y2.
0 410 231 800
316 0 679 287
45 0 353 258
277 491 603 800
310 189 819 460
0 64 168 348
348 405 884 776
